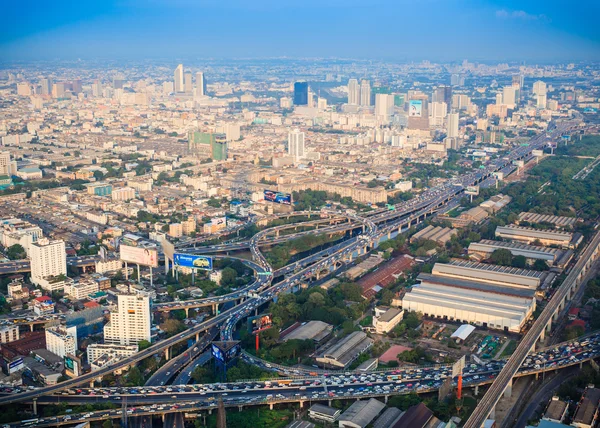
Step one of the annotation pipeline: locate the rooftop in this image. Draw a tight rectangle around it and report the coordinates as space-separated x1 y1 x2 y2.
340 398 386 428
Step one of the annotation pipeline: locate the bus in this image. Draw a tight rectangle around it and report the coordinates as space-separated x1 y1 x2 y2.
277 380 292 386
22 419 39 426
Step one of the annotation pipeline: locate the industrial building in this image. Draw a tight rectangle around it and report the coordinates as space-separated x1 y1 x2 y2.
315 331 373 369
401 271 536 332
479 194 512 214
517 212 577 229
410 225 457 245
338 398 386 428
372 307 404 334
468 240 573 268
572 387 600 428
308 404 341 424
432 261 544 289
391 403 444 428
280 320 333 344
373 408 403 428
542 397 569 424
495 225 582 249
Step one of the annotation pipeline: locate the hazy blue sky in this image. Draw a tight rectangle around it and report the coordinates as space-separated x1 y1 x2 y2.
1 0 599 61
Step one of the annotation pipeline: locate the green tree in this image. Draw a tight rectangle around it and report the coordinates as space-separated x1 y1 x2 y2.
220 267 238 287
6 244 26 260
138 340 151 350
308 292 326 306
490 248 513 266
160 319 187 337
125 366 144 386
512 255 528 268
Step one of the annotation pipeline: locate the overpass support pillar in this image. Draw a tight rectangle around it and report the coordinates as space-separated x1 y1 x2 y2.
504 378 513 399
196 332 200 342
474 385 479 396
208 409 212 415
328 399 332 406
165 346 171 361
581 361 584 369
540 328 545 341
269 403 274 410
212 304 219 315
238 405 243 412
162 414 165 423
545 320 552 335
490 404 496 420
32 398 37 415
185 307 189 318
30 324 34 332
384 395 389 404
299 401 304 408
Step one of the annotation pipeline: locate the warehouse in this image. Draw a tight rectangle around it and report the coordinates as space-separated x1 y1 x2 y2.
432 261 544 289
280 320 333 344
468 240 574 268
495 225 582 249
338 398 386 428
517 212 577 229
315 331 373 369
401 273 536 332
410 225 457 245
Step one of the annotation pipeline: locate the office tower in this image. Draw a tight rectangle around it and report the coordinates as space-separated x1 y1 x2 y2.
447 112 459 138
52 82 66 98
112 78 124 89
45 326 77 358
225 123 241 141
375 93 394 122
163 81 174 95
348 78 360 105
0 152 17 176
174 64 184 93
30 238 67 288
360 79 371 106
91 80 102 97
293 82 309 106
39 78 52 95
502 86 517 107
184 72 193 93
451 73 464 86
533 81 547 108
17 83 31 96
495 93 503 105
429 102 448 127
212 134 228 161
280 97 292 109
196 72 206 97
512 74 524 89
104 294 151 346
288 129 305 160
71 79 82 94
317 97 327 109
434 85 453 106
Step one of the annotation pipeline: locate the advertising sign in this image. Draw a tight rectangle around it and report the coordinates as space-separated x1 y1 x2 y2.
120 245 158 267
452 355 466 378
173 253 213 270
8 357 23 374
211 342 241 363
465 186 480 196
264 190 292 205
409 100 423 117
211 343 225 362
248 314 273 334
532 149 543 157
65 354 81 376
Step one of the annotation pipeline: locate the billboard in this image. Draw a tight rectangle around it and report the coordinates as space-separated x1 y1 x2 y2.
8 357 23 374
65 354 81 377
211 341 241 363
452 355 466 378
120 245 158 267
173 253 213 270
264 190 292 205
409 100 422 117
212 217 227 226
248 314 273 334
465 186 480 196
532 149 543 157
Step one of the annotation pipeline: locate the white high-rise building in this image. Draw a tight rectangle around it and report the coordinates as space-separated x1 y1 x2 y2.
184 72 193 93
195 72 206 97
30 238 67 289
288 129 305 161
502 86 517 108
447 112 459 139
360 79 371 106
0 152 17 177
45 326 77 358
429 102 448 127
174 64 184 93
375 94 394 122
533 81 547 109
104 294 151 346
348 79 360 105
91 80 102 97
39 78 52 96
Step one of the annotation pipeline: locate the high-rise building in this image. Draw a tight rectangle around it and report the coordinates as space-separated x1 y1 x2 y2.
112 78 124 89
407 94 429 130
288 129 305 160
184 72 193 93
434 85 453 106
502 86 517 108
512 74 524 89
45 326 77 358
71 79 82 94
533 81 547 109
375 93 394 122
52 82 66 99
39 78 52 96
0 152 17 177
30 238 67 289
348 79 360 105
447 112 459 139
103 294 151 346
17 83 31 96
91 80 102 97
451 74 464 86
196 72 206 97
360 79 371 106
294 82 309 106
174 64 184 93
212 134 228 161
429 102 448 127
188 131 228 161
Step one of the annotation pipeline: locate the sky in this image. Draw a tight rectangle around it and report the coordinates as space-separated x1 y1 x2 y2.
1 0 599 62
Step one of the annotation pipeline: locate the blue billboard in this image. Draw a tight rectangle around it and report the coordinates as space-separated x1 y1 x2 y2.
264 190 292 205
173 253 213 270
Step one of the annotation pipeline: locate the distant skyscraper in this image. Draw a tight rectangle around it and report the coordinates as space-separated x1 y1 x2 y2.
39 78 52 96
503 86 517 108
348 78 360 105
293 82 309 106
112 78 124 89
184 72 193 93
533 81 547 109
434 85 453 106
447 112 459 138
375 93 394 122
0 152 17 176
407 94 429 130
288 129 305 160
429 102 448 127
91 80 102 97
72 79 82 94
196 72 206 97
104 294 151 346
174 64 184 93
451 74 464 86
360 79 371 106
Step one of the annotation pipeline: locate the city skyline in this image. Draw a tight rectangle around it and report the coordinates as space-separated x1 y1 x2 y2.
1 0 599 62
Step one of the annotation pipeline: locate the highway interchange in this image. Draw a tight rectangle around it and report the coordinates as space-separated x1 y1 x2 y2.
0 120 592 427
